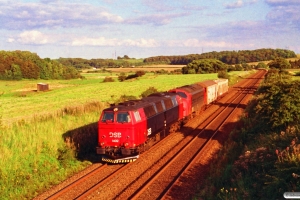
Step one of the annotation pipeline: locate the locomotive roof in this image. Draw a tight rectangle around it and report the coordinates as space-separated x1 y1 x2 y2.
103 92 177 112
169 83 204 95
147 92 178 98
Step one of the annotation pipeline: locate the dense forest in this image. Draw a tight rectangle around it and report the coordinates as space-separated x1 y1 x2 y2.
0 51 81 80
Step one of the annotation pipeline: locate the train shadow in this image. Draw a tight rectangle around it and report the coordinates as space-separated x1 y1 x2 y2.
62 121 103 163
213 101 247 109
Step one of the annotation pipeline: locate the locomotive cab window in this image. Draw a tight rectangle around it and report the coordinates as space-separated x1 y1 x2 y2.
102 112 114 122
133 111 141 122
117 112 131 123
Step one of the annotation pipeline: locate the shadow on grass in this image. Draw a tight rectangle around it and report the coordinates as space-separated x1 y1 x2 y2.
62 121 102 163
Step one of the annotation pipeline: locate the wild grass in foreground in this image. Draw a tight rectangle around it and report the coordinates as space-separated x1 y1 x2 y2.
0 102 104 199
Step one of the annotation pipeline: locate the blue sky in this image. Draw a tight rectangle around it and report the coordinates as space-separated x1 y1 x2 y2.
0 0 299 59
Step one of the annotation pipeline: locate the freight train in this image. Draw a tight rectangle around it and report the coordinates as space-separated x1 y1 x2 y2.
96 79 228 163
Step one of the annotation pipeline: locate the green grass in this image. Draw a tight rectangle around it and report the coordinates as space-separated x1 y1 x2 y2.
0 73 222 125
0 112 98 199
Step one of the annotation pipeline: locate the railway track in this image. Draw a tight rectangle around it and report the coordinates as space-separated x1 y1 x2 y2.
36 70 266 200
34 164 125 200
113 70 266 200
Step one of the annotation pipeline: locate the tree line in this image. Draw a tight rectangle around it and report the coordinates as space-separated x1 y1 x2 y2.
56 48 297 70
0 51 81 80
181 56 300 75
143 48 296 65
57 57 144 70
0 49 298 80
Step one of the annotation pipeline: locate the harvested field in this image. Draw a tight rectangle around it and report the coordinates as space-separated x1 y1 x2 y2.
107 65 185 73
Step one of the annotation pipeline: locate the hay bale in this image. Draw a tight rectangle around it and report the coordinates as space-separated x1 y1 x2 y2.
37 83 49 91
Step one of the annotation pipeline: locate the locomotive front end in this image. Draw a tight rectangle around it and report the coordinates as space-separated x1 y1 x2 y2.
97 106 146 163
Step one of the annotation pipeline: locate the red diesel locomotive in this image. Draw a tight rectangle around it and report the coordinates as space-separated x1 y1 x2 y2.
96 79 228 163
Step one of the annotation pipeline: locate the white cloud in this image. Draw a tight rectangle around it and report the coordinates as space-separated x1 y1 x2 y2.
122 38 159 47
8 30 49 45
7 38 15 43
0 1 124 30
225 0 244 9
71 37 159 47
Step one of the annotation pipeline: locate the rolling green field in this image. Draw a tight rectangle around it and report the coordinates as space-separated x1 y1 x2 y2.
0 71 253 199
1 73 222 125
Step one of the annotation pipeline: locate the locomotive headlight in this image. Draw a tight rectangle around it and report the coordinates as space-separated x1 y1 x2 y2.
101 135 106 138
100 142 105 146
124 143 129 146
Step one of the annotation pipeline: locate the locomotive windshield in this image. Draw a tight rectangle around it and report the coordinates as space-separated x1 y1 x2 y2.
176 92 187 98
117 112 131 123
101 112 114 122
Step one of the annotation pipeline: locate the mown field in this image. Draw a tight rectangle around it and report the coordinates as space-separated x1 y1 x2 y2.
0 70 251 125
0 70 253 199
1 72 214 125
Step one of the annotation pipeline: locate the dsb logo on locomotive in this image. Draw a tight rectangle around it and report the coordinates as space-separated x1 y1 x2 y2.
109 132 122 138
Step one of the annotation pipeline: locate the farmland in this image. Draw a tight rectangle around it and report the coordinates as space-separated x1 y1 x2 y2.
1 72 214 125
0 69 251 126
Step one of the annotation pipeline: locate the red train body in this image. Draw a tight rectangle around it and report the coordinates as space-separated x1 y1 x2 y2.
96 79 228 163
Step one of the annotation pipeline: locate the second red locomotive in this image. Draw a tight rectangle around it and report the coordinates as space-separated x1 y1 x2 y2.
96 79 228 163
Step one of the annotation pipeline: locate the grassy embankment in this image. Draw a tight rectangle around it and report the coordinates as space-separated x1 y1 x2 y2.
0 71 252 199
196 70 300 199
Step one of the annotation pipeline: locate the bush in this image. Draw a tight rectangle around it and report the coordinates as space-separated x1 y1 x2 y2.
118 72 127 82
247 80 300 131
155 69 169 74
111 94 138 105
118 75 126 82
141 87 159 98
125 74 138 80
218 70 229 79
135 70 145 77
